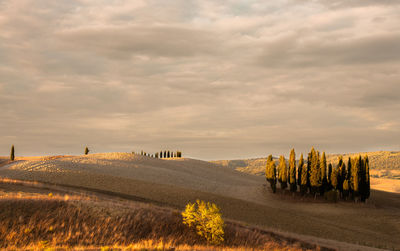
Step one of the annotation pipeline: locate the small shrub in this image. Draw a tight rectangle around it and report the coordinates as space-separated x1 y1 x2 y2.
85 147 90 155
182 200 225 245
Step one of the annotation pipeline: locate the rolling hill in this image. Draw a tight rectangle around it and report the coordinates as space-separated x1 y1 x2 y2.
213 151 400 177
0 153 399 250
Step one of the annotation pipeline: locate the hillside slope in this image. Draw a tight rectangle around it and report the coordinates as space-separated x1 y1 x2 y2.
0 153 399 250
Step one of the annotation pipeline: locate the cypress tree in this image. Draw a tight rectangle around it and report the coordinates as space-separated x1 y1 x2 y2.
359 155 369 202
309 147 321 196
342 179 349 200
265 155 277 193
320 152 327 195
278 155 288 190
300 164 308 195
351 156 361 200
364 155 370 201
336 156 344 196
297 153 304 187
164 151 167 158
331 167 338 190
340 162 347 198
346 157 352 195
289 149 297 192
10 145 15 161
167 151 170 158
306 153 311 193
84 147 89 155
327 163 333 190
347 157 352 180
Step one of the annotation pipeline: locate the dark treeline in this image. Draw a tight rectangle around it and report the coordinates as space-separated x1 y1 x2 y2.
134 150 182 159
265 147 370 202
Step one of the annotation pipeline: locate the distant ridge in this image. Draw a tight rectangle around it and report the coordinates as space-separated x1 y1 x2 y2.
212 151 400 176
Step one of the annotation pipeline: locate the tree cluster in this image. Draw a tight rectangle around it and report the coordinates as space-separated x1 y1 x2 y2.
134 150 182 159
265 147 370 202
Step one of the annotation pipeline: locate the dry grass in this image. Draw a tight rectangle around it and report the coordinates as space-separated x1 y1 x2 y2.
0 182 323 251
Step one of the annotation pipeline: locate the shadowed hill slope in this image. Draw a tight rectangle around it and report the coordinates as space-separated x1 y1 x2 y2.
0 153 399 250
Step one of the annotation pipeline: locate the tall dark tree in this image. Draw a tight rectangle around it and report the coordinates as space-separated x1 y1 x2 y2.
164 151 167 158
289 149 297 192
84 147 89 155
10 145 15 161
360 155 370 202
278 155 288 190
160 151 163 158
297 153 304 187
167 151 170 158
363 155 371 201
327 163 333 190
346 157 352 195
347 157 352 180
306 152 312 193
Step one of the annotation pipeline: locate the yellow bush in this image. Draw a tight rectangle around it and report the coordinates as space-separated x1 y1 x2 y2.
182 200 224 245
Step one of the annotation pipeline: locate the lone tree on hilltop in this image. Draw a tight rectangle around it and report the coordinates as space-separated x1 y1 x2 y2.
289 149 297 192
10 145 15 161
84 146 89 155
278 155 288 190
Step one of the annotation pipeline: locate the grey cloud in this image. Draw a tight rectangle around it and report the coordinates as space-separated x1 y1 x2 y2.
258 33 400 68
57 26 222 59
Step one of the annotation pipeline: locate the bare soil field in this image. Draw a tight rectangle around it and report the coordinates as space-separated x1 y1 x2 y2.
0 153 399 250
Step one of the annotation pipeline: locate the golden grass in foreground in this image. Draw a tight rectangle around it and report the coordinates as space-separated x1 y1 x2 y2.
0 189 326 251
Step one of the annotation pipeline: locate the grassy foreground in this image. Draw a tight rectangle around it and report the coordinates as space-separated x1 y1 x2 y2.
0 179 328 251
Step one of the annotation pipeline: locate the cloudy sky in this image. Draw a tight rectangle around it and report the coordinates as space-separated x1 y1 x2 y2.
0 0 399 160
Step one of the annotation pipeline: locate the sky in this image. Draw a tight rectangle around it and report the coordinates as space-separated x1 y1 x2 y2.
0 0 399 160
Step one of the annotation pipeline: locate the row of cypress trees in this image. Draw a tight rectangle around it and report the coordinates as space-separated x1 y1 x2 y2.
265 147 371 202
137 150 182 159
